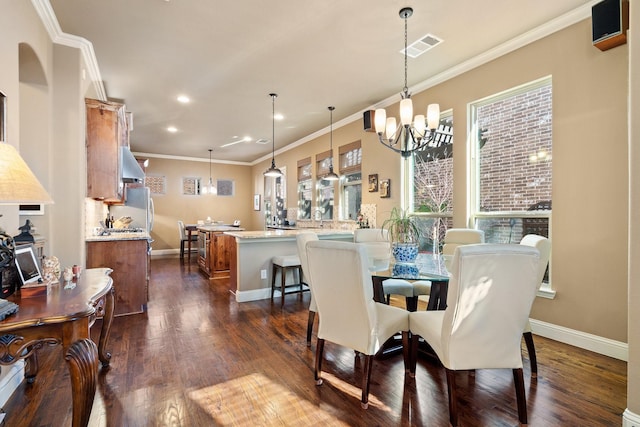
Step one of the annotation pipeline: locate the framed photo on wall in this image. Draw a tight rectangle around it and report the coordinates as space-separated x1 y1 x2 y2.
380 179 390 198
368 174 378 192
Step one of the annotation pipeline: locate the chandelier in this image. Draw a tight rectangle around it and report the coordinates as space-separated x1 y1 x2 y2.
201 148 217 195
324 106 340 181
264 93 283 177
374 7 441 158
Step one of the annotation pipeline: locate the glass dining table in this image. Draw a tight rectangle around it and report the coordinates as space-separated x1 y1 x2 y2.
371 253 450 311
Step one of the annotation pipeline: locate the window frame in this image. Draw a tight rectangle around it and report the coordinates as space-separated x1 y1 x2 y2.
469 76 554 297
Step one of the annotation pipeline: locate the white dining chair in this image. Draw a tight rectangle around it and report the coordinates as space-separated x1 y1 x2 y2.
441 228 485 270
306 240 410 409
519 234 551 377
296 232 319 346
409 244 540 426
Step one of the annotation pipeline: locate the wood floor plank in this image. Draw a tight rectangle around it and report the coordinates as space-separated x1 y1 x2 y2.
1 257 627 426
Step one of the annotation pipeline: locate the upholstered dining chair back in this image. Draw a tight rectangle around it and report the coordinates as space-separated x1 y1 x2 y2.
353 228 391 272
296 232 319 346
408 244 540 426
353 228 389 243
520 234 551 288
306 240 410 408
441 228 485 271
440 244 539 369
177 220 187 241
441 228 485 256
306 240 408 355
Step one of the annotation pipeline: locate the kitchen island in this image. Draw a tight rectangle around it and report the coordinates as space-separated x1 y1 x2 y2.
224 229 353 302
197 225 244 280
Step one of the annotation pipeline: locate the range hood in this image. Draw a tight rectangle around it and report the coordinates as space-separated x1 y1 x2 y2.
121 147 145 183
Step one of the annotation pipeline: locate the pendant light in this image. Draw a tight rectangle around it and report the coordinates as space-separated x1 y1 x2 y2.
201 148 217 195
264 93 283 177
324 106 340 181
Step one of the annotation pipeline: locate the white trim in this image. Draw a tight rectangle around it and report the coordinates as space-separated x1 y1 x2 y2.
32 0 107 101
235 287 272 303
623 409 640 427
530 319 628 361
133 151 252 167
536 286 556 299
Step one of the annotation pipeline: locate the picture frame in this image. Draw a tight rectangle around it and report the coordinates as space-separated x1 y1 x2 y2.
368 174 378 192
253 194 261 211
380 179 391 198
14 244 43 286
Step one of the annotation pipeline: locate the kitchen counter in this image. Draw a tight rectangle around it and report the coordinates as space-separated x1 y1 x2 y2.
86 232 151 242
197 225 242 232
226 229 353 302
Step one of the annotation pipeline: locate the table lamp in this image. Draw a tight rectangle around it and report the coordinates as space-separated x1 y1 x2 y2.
0 142 53 297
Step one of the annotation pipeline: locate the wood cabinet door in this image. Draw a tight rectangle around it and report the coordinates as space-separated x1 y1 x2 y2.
86 240 147 316
86 99 126 201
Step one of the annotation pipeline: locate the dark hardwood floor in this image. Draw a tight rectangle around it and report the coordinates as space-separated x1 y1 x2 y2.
2 257 627 426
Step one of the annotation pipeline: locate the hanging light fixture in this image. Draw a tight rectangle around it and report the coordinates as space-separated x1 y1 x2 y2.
324 106 340 181
263 93 283 177
201 148 217 195
374 7 441 158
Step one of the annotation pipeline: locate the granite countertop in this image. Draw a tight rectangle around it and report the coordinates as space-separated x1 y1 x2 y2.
197 225 244 232
86 232 152 242
224 229 353 240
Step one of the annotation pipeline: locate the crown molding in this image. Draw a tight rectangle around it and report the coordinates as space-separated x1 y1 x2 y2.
132 152 252 167
31 0 107 101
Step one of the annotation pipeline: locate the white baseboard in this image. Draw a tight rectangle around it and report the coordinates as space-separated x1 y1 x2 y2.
530 319 628 361
235 287 272 303
151 248 180 257
623 409 640 427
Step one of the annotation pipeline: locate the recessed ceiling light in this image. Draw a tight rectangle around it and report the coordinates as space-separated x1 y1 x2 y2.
274 114 284 121
177 95 190 103
167 126 178 133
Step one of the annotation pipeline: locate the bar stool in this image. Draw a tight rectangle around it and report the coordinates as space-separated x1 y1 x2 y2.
271 255 307 306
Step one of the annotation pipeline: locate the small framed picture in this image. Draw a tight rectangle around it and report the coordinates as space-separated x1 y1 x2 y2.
14 244 43 286
380 179 391 198
253 194 261 211
368 174 378 192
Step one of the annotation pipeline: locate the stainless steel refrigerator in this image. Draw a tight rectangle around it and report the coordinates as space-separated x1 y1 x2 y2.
110 186 155 231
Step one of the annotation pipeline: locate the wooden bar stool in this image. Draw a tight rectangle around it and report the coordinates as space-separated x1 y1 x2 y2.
271 255 306 307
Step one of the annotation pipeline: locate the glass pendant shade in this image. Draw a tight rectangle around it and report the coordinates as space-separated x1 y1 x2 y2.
400 98 413 126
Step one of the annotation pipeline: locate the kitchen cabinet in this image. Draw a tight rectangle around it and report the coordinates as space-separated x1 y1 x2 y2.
86 98 128 202
197 230 234 279
86 238 148 316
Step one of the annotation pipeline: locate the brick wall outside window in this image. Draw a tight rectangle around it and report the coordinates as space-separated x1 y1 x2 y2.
478 85 552 212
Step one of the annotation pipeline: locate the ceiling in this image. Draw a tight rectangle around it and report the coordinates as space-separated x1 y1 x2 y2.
48 0 593 164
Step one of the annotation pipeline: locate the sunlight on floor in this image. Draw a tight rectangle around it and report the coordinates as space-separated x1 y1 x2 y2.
188 372 377 425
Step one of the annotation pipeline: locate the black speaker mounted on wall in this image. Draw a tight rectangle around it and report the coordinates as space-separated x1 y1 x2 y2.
363 110 376 133
592 0 629 51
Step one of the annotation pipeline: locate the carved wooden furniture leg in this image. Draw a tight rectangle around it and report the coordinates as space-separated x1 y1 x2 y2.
65 338 99 427
97 285 115 366
25 348 38 384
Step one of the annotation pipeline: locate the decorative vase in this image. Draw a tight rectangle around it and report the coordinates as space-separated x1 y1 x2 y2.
42 256 61 283
391 242 420 278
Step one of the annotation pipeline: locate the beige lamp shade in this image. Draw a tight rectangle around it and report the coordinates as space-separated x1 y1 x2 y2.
0 143 53 204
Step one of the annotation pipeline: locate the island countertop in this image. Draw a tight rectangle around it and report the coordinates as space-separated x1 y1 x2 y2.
224 229 353 241
86 232 152 242
197 225 244 232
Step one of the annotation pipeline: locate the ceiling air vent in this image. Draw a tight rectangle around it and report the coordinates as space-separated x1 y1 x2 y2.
255 138 270 145
401 33 443 59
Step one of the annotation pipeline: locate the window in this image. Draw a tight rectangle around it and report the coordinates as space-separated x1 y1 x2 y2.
297 157 312 219
339 141 362 220
470 77 553 291
316 150 334 220
406 112 454 253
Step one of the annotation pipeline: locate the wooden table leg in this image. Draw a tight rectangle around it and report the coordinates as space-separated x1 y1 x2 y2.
65 338 99 427
187 229 193 262
97 286 115 366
